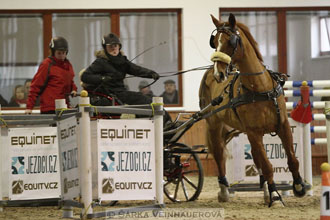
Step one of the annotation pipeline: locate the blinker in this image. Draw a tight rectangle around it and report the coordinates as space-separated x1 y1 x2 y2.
209 35 216 49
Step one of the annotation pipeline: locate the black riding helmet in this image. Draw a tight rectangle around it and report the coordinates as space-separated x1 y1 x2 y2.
102 33 122 50
49 36 69 55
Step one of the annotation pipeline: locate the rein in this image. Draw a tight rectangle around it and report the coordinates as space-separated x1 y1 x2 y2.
126 40 213 89
158 65 213 77
128 65 213 89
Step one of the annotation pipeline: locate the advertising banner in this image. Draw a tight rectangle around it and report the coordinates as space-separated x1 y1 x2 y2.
8 127 61 200
57 116 80 200
227 118 304 182
97 119 156 200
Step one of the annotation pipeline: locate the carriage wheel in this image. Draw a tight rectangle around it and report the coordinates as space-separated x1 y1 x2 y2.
163 143 204 202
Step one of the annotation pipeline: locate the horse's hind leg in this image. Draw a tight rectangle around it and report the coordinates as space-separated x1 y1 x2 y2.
246 131 274 183
251 147 269 203
206 122 230 202
246 130 283 206
277 119 306 197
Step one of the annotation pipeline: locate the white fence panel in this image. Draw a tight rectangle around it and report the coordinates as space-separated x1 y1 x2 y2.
96 119 156 201
8 127 61 200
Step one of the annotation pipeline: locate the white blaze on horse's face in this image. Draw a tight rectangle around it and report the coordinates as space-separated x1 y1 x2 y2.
217 33 223 52
211 32 231 82
213 33 225 81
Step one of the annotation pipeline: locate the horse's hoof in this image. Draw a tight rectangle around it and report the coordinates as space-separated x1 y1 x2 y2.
263 195 270 204
293 182 306 197
292 175 306 198
269 197 284 208
268 192 285 208
218 182 230 202
267 183 285 208
218 191 229 202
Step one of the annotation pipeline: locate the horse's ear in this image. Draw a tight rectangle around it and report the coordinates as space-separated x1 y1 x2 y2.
228 13 236 29
210 14 221 27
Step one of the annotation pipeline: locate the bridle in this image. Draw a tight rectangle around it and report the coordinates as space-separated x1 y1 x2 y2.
210 25 267 78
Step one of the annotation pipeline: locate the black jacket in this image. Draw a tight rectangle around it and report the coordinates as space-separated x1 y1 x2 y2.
0 95 8 107
81 50 156 93
160 90 179 104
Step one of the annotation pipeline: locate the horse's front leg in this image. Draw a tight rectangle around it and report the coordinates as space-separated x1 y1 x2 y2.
246 130 283 207
206 122 230 202
277 119 306 197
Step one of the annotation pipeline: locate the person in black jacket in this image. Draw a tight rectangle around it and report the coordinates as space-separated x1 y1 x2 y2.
160 79 179 104
0 94 8 107
139 80 154 99
81 33 172 124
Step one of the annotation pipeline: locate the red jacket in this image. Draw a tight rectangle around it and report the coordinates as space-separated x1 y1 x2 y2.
27 57 77 112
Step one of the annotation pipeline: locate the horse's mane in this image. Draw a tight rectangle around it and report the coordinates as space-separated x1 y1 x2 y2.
236 22 263 62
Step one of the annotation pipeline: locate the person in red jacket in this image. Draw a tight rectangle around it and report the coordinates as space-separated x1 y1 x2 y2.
25 37 77 114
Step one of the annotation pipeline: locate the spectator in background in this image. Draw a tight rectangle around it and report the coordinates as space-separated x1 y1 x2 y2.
24 79 40 106
0 94 8 107
138 80 154 98
26 36 77 114
8 85 27 107
160 79 178 104
24 79 32 98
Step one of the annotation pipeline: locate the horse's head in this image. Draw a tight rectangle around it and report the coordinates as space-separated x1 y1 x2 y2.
209 13 243 82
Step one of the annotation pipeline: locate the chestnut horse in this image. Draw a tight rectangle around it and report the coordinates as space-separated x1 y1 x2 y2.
199 13 306 206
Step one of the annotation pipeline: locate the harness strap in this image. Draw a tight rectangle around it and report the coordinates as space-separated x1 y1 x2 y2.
228 73 239 100
231 67 267 76
201 102 232 120
228 73 242 122
201 83 284 126
233 83 283 108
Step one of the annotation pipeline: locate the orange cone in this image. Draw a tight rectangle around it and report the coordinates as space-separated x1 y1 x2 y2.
321 162 330 220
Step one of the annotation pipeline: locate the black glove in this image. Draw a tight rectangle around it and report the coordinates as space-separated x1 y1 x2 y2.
101 76 112 84
151 72 160 80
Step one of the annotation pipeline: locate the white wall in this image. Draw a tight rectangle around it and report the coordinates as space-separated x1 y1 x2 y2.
3 0 330 111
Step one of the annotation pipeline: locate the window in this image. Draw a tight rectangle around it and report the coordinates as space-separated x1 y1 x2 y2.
120 12 179 102
0 14 43 107
220 11 278 71
220 7 330 83
52 13 111 96
0 9 182 109
287 10 330 83
320 16 330 55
